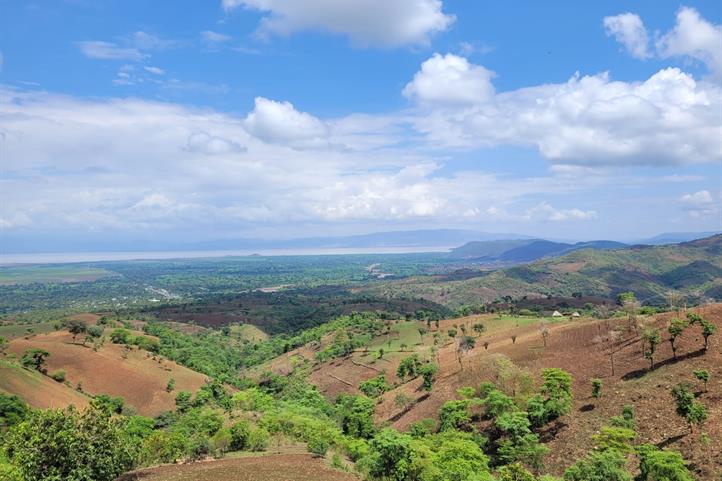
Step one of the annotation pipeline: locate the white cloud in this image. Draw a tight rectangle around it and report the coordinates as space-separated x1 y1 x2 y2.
680 190 718 218
486 202 597 222
77 41 146 61
0 87 596 234
201 30 232 44
129 31 177 50
185 132 245 154
657 7 722 79
603 13 650 59
243 97 329 149
402 53 495 105
406 55 722 165
221 0 455 47
144 66 165 75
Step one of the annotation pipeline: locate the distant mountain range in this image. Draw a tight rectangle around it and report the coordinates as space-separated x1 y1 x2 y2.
2 228 718 254
449 239 628 263
370 234 722 307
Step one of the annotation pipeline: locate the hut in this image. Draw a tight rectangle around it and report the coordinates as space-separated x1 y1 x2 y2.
552 310 563 317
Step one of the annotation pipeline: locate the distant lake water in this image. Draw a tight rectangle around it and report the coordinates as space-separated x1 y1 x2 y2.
0 246 453 265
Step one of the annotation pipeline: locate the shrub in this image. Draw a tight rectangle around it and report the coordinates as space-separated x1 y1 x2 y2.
359 374 390 398
247 428 270 451
229 420 251 451
109 328 132 344
3 406 137 481
636 445 693 481
563 449 632 481
210 428 232 455
591 379 602 399
307 434 330 457
187 435 212 461
420 363 438 391
0 394 29 428
439 400 471 431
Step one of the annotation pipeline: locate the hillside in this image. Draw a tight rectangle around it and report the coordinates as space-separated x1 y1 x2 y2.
375 234 722 308
449 238 628 263
3 316 208 416
260 305 722 479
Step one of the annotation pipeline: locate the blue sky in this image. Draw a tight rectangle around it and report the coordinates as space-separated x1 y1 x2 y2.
1 0 721 248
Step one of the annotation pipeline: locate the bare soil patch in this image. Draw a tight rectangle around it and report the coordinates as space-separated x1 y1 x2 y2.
116 454 357 481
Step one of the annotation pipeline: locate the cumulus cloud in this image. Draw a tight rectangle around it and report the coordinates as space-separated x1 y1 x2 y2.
402 53 495 105
486 202 597 222
77 41 146 61
243 97 329 149
0 87 600 234
657 7 722 79
680 190 718 218
603 13 650 59
406 55 722 165
221 0 455 47
185 132 245 154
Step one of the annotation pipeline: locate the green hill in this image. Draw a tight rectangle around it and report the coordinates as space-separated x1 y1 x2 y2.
374 234 722 307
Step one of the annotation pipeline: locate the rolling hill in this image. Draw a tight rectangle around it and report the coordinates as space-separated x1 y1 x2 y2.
448 238 628 263
374 234 722 308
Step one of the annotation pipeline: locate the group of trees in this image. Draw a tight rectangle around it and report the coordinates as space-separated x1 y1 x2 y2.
640 312 716 370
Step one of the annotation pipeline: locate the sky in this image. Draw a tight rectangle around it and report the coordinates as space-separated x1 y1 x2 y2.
1 0 721 249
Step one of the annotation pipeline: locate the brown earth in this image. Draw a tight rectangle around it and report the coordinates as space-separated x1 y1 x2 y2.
0 360 90 410
116 454 358 481
7 330 208 416
284 306 722 479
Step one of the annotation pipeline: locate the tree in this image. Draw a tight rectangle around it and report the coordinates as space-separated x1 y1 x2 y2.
642 328 661 369
166 378 176 393
685 402 707 433
439 400 472 431
0 393 29 428
636 445 693 481
397 354 423 380
359 374 390 398
472 322 486 337
3 406 137 481
693 369 709 392
540 327 550 347
667 318 687 359
417 327 427 343
338 394 376 439
86 325 103 345
447 328 457 339
365 429 431 481
20 349 49 373
670 383 706 433
700 319 716 350
378 347 385 359
511 335 517 344
539 368 573 421
229 420 251 451
563 449 632 481
66 319 88 344
456 336 476 370
591 379 603 399
420 363 438 391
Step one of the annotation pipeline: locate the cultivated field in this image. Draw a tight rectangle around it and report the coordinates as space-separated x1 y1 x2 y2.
116 454 357 481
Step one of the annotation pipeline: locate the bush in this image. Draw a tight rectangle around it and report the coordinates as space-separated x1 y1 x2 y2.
247 428 270 451
563 449 631 481
307 434 330 457
50 369 66 383
187 435 212 461
210 428 232 455
3 406 137 481
359 374 390 398
229 420 251 451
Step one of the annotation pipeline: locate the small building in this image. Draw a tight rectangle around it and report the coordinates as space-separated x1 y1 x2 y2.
552 310 563 317
571 311 581 317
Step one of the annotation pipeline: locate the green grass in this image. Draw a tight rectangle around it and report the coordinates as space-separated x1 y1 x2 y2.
0 265 114 285
366 320 425 354
0 321 58 339
230 324 269 343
